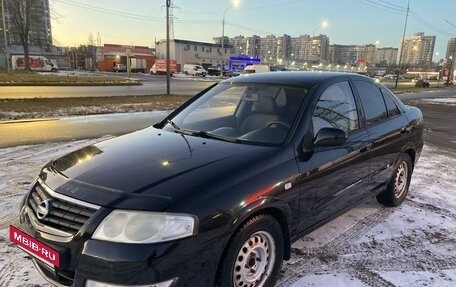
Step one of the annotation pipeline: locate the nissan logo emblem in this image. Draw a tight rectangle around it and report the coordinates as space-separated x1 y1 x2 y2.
36 199 52 220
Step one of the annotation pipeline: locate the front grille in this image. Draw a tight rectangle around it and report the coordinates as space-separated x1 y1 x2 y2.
27 181 97 235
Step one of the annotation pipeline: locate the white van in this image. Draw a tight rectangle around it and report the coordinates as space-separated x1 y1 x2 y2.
242 64 270 74
11 55 58 72
183 64 207 77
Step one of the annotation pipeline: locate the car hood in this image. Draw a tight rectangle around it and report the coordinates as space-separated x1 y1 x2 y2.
40 127 271 210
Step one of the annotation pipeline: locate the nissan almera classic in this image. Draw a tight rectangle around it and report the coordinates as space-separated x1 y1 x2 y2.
11 72 423 287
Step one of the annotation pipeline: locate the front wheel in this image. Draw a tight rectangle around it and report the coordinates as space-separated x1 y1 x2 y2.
216 214 284 287
376 153 412 207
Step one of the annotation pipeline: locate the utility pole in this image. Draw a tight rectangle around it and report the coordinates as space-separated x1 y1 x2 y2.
446 40 455 86
395 0 410 88
166 0 171 95
1 0 10 73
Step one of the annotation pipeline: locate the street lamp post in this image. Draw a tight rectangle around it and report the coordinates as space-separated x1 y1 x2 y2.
312 21 328 37
221 0 239 74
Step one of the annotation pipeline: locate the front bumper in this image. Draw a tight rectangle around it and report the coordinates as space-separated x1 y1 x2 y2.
26 227 225 287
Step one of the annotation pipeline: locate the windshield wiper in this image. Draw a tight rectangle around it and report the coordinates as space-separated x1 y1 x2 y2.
167 119 241 143
167 119 195 136
195 130 242 143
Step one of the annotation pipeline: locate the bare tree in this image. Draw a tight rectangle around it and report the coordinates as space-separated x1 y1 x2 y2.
7 0 39 71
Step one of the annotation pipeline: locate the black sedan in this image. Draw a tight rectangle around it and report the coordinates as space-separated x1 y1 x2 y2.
11 72 423 287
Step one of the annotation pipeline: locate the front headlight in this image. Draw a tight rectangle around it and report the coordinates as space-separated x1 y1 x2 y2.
92 210 197 244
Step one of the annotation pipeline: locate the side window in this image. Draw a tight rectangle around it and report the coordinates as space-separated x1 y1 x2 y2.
354 81 388 125
380 87 401 117
312 81 359 134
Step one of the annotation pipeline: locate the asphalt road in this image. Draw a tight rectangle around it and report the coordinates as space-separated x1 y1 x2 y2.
0 90 455 149
0 77 217 99
0 111 170 148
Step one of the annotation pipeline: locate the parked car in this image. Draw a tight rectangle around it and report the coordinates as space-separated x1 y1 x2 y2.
183 64 207 76
112 63 127 72
223 69 240 77
207 67 222 76
242 64 271 74
415 79 430 88
10 72 423 287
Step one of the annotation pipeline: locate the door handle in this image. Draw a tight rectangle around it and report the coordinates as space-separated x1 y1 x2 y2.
360 142 372 153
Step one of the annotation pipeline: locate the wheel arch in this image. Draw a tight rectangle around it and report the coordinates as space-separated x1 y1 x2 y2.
221 201 293 264
400 144 416 171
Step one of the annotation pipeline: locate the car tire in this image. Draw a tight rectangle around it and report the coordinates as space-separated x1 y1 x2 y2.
216 214 283 287
376 153 412 207
184 71 188 75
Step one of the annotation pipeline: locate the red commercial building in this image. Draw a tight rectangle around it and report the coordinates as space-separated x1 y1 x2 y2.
97 44 155 72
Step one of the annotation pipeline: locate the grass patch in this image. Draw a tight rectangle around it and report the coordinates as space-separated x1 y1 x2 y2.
0 71 140 86
0 95 191 121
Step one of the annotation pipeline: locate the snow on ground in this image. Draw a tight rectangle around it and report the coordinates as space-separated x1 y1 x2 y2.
421 98 456 106
0 140 455 287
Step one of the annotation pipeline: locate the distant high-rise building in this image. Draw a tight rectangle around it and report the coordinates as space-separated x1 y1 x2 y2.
311 35 329 63
276 34 291 62
445 37 456 60
291 35 311 61
2 0 52 47
329 44 375 66
259 34 278 63
245 35 261 57
222 35 261 58
374 47 399 65
398 32 435 66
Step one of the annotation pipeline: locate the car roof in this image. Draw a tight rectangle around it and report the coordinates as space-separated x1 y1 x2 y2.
222 71 372 87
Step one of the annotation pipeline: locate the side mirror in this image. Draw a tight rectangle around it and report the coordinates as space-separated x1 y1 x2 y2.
313 127 347 147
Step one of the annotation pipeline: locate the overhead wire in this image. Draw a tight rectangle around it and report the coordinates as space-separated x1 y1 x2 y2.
408 11 452 36
354 0 452 37
352 0 405 16
53 0 165 21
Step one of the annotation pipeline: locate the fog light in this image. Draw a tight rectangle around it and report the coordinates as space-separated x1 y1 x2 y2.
85 277 178 287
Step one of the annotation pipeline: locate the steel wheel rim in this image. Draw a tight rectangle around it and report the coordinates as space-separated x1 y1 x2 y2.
233 231 276 287
394 161 408 198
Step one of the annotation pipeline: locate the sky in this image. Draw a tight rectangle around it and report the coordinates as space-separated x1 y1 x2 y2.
49 0 456 62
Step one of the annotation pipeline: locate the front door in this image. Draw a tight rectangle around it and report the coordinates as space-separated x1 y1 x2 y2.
296 81 371 232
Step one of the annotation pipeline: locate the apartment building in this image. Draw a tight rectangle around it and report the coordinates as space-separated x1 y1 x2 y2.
255 34 328 64
333 44 376 66
1 0 52 46
374 47 398 65
226 35 259 57
446 37 456 60
311 35 330 64
398 32 435 66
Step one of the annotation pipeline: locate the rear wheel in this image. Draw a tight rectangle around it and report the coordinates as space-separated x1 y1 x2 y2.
376 153 412 207
216 214 284 287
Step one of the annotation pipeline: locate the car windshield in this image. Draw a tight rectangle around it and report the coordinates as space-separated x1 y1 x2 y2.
163 82 308 145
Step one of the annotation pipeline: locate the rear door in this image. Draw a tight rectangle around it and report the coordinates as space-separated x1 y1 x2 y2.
352 81 409 192
297 81 371 231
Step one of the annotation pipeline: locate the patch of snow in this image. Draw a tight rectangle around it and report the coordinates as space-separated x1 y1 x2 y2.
289 273 367 287
422 98 456 106
380 269 456 287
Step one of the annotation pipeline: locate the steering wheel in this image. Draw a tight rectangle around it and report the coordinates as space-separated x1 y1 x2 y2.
266 121 290 129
